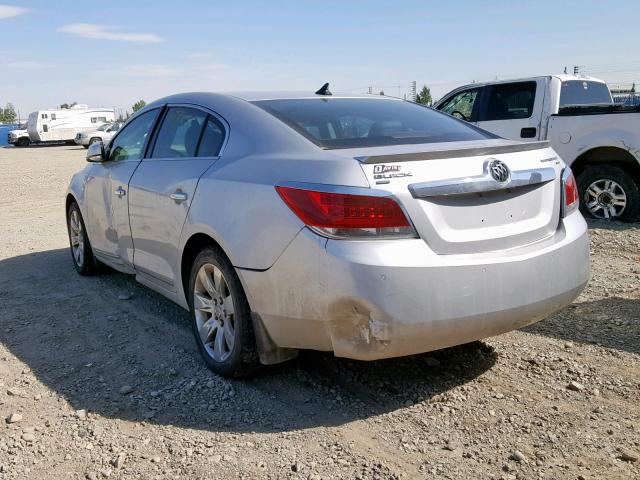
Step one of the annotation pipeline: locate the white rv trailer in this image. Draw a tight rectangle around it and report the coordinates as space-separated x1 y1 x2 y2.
27 105 115 143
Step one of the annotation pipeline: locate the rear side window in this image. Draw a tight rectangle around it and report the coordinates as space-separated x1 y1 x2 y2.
197 116 225 156
152 107 208 158
253 98 491 149
480 82 537 121
109 109 160 162
560 81 612 106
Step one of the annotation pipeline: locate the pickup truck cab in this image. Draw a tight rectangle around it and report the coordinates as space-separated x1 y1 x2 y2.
435 75 640 220
7 124 30 147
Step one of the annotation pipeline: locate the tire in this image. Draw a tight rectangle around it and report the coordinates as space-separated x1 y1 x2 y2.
16 137 29 147
188 246 259 377
67 202 98 275
577 165 640 221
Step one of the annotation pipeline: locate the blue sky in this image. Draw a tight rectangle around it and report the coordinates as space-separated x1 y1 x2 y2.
1 0 639 116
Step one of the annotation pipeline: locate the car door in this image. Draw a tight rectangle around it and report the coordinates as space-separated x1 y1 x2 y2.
436 87 482 123
475 80 544 141
128 106 226 289
83 109 161 269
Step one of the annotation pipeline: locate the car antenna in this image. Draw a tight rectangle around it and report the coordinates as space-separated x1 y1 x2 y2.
315 82 332 96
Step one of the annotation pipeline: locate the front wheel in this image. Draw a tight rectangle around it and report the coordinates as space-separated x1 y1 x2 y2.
189 247 259 377
577 165 640 221
16 137 29 147
67 202 98 275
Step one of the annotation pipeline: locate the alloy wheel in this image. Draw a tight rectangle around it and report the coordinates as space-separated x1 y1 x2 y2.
69 209 85 266
584 179 627 219
193 263 236 362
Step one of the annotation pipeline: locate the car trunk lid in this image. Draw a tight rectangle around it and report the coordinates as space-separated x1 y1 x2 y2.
343 140 563 254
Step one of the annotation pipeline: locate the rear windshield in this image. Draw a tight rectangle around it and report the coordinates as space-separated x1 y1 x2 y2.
253 98 493 149
560 81 612 106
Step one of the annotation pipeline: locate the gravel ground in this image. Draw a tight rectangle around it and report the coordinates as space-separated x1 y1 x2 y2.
0 146 638 480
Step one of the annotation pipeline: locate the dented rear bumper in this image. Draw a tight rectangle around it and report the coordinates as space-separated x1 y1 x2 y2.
239 213 590 361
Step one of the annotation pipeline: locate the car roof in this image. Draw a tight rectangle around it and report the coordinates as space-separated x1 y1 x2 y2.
225 91 401 102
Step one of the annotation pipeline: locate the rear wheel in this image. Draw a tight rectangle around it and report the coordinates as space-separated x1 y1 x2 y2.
67 202 98 275
577 165 640 221
189 247 259 377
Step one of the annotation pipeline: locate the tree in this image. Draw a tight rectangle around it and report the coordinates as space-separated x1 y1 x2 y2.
59 103 69 109
0 103 17 123
415 85 432 106
132 100 146 112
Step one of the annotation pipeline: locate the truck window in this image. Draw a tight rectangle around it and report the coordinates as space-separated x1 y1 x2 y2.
480 82 536 121
559 81 612 106
438 89 479 121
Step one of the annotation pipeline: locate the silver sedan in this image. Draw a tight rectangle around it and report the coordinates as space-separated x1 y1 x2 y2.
66 88 590 376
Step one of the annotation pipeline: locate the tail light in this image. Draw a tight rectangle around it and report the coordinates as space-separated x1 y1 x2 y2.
276 186 417 239
562 167 579 217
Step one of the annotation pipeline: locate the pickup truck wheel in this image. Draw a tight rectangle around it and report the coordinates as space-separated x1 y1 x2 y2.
189 247 259 377
16 137 29 147
577 165 640 221
67 202 99 275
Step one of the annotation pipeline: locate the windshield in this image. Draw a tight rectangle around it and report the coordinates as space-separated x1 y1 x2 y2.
96 123 111 131
560 81 612 106
253 98 493 149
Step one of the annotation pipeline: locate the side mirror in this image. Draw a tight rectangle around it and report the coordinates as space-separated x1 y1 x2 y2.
86 141 106 162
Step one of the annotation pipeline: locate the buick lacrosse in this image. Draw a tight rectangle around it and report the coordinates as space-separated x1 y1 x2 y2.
66 87 590 376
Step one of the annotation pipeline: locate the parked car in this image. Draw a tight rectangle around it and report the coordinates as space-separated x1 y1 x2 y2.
7 123 30 147
435 75 640 221
74 122 123 148
66 90 590 376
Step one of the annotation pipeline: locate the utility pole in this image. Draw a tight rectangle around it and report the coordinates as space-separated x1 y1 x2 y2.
410 81 417 102
368 86 372 95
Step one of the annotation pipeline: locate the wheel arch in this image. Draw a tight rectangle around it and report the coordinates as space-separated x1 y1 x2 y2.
571 146 640 180
180 232 230 303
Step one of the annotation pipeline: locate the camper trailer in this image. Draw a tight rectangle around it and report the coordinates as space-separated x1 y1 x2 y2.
27 105 115 144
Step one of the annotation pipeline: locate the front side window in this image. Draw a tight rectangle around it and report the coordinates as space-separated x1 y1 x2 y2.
560 81 612 106
254 98 491 149
96 124 109 131
109 109 160 162
438 89 479 121
151 107 208 158
480 82 537 121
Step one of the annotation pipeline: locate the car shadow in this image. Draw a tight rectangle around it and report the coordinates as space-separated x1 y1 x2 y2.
523 296 640 355
0 248 496 433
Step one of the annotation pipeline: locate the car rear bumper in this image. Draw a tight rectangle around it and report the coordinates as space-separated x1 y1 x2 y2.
239 212 590 360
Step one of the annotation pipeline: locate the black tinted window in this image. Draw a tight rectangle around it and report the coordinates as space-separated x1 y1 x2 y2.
480 82 536 121
197 116 225 156
152 107 207 158
560 81 612 106
254 98 491 149
109 109 159 161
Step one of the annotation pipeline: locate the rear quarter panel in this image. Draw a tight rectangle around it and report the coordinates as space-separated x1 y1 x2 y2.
548 113 640 166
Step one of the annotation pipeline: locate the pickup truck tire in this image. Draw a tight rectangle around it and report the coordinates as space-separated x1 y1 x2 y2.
16 137 29 147
577 165 640 221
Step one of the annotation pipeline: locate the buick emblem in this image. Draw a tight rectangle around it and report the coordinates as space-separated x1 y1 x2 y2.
488 159 510 183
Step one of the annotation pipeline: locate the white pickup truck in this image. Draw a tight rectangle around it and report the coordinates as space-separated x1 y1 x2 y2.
435 75 640 221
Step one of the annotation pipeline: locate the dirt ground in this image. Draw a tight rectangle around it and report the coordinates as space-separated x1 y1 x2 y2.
0 145 638 480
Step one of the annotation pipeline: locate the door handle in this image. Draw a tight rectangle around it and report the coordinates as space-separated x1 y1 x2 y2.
115 186 126 197
520 127 537 139
170 191 188 203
